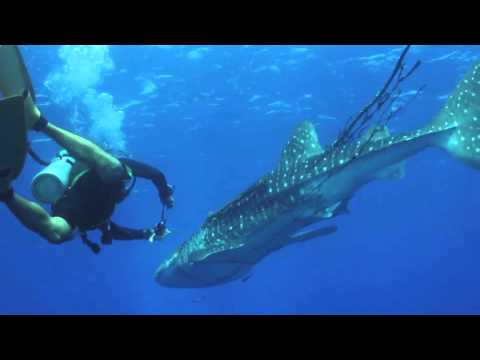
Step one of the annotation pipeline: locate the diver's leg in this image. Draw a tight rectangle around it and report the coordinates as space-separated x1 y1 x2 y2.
39 122 127 183
25 95 126 182
0 189 74 244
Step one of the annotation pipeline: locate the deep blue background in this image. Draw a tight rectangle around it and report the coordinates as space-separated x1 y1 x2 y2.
1 45 480 314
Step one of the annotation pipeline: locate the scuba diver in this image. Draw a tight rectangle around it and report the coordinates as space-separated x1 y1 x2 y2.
0 45 175 254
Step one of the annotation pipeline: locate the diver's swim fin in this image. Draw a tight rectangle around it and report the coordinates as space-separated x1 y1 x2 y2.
0 45 40 130
0 45 36 100
0 95 28 181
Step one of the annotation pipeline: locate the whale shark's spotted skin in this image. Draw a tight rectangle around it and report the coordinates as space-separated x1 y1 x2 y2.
156 62 480 288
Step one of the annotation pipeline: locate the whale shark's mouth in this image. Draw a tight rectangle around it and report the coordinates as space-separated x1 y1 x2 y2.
156 259 252 288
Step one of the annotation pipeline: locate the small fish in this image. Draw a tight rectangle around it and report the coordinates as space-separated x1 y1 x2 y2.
269 65 281 72
119 100 143 111
188 124 202 132
241 274 253 283
291 47 310 54
140 80 158 96
268 101 291 108
192 296 206 303
249 95 263 103
316 114 337 120
155 74 174 79
30 138 52 144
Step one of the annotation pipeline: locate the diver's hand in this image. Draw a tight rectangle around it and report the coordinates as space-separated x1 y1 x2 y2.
146 222 171 243
164 195 175 209
0 179 11 195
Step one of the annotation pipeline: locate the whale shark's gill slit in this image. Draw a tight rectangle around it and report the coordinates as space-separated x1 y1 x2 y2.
178 259 252 287
176 266 238 288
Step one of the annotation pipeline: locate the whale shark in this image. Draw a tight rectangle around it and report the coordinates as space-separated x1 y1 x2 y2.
155 58 480 288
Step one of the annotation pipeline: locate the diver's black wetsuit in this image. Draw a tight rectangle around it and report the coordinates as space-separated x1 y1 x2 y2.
51 157 173 241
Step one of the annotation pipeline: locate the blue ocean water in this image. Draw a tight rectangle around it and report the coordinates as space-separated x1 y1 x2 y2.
1 45 480 314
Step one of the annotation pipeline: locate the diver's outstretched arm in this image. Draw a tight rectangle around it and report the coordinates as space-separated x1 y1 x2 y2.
0 188 74 244
107 221 148 241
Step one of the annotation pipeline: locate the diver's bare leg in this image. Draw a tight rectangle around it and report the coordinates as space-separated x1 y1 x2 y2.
41 122 127 183
27 98 126 182
3 191 73 244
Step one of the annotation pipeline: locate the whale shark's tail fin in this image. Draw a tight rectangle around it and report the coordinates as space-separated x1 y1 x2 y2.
428 62 480 170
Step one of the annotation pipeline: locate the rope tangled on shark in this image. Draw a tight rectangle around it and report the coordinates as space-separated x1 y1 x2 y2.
311 45 426 192
332 45 423 157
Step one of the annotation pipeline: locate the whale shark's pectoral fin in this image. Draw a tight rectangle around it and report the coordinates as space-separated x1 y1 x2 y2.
333 198 351 215
289 225 338 244
314 198 351 219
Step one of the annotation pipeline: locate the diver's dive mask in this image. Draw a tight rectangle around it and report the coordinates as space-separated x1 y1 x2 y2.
31 149 75 204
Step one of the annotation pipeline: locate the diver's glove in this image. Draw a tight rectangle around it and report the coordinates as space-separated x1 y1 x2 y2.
145 221 172 243
0 187 14 203
160 184 175 209
32 116 48 132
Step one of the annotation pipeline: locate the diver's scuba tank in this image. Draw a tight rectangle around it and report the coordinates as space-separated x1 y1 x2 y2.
31 149 75 204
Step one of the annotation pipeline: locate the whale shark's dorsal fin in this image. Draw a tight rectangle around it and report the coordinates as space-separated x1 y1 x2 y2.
360 125 391 144
279 121 323 168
